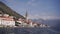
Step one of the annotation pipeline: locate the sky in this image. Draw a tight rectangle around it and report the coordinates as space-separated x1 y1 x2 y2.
0 0 60 20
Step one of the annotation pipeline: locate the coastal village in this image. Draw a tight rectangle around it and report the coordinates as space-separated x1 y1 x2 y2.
0 11 50 28
0 2 50 28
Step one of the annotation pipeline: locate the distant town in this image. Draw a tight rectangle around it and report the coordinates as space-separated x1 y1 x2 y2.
0 12 50 28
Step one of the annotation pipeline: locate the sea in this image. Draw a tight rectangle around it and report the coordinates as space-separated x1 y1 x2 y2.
0 27 60 34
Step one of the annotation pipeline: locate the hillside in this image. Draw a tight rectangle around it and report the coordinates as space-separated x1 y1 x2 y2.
0 1 25 19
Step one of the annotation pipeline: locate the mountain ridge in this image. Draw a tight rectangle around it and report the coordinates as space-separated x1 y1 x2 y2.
0 1 25 19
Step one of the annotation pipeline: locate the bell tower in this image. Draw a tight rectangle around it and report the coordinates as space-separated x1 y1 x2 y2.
25 10 28 20
25 10 29 23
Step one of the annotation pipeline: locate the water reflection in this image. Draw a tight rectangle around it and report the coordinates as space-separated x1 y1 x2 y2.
0 27 60 34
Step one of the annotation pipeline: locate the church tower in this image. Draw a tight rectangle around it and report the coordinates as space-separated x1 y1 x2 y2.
25 10 29 22
25 11 28 20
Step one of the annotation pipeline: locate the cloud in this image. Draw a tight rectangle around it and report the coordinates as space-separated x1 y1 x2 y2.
3 0 13 2
27 14 60 20
0 0 2 1
27 0 38 6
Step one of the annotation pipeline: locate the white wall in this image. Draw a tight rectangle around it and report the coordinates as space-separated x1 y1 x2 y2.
0 20 2 25
0 19 15 27
2 20 15 26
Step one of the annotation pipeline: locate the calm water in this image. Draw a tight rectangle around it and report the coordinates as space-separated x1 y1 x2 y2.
0 27 60 34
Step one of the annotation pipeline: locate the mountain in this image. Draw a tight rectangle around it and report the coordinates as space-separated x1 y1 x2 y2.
0 1 25 19
31 18 60 31
31 18 45 24
31 18 60 26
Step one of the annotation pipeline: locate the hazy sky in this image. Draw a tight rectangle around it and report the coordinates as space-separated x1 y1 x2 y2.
0 0 60 20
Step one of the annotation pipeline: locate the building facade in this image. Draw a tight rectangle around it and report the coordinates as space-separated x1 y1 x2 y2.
0 14 15 27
